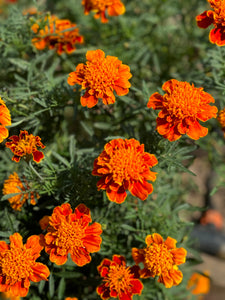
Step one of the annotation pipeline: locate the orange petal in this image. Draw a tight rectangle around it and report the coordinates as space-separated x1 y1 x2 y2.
80 93 98 108
131 247 144 264
146 233 163 245
0 241 9 252
169 268 183 286
25 235 43 256
106 187 127 204
30 262 50 282
158 273 173 288
164 236 177 250
186 120 208 140
83 234 102 252
196 11 214 29
71 249 91 266
9 233 23 249
171 247 187 265
49 248 68 265
129 181 153 200
147 93 164 110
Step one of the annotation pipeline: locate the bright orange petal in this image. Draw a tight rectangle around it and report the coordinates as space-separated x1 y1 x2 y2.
171 247 187 265
164 236 177 250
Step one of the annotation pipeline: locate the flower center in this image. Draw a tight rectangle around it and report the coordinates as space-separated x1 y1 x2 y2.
89 0 114 10
107 264 132 294
54 219 85 252
0 248 34 284
107 146 145 185
83 57 120 95
14 136 37 156
144 244 174 275
164 82 201 119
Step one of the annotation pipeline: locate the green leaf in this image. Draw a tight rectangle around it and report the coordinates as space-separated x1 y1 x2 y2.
49 273 55 298
58 278 66 300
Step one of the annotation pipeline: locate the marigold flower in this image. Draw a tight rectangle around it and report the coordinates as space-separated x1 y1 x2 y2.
82 0 125 23
187 271 210 297
31 15 84 55
0 98 11 143
132 233 187 288
3 172 39 211
217 107 225 137
65 298 78 300
39 215 50 230
196 0 225 46
5 130 45 163
67 49 132 108
147 79 218 142
43 203 102 266
97 255 143 300
92 138 158 204
0 233 50 297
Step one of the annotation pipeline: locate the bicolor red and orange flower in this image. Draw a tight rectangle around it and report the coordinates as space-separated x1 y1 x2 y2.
187 271 210 298
82 0 125 23
92 138 158 204
132 233 187 288
196 0 225 46
0 233 50 297
67 49 132 108
147 79 218 141
31 15 83 55
5 130 45 163
43 203 102 266
97 255 143 300
3 172 39 211
0 98 11 143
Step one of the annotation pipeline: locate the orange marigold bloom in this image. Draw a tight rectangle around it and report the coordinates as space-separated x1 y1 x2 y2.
0 233 50 297
67 49 132 108
147 79 218 142
82 0 125 23
43 203 102 266
92 138 158 204
65 298 78 300
0 98 11 143
196 0 225 46
31 15 84 55
217 107 225 137
187 272 210 297
5 130 45 163
132 233 187 288
3 172 39 211
97 255 143 300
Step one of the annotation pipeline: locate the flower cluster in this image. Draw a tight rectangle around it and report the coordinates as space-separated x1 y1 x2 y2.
67 49 132 108
147 79 218 141
92 138 158 204
3 172 39 211
42 203 102 266
0 98 11 143
31 15 84 55
5 130 45 163
82 0 125 23
132 233 187 288
196 0 225 46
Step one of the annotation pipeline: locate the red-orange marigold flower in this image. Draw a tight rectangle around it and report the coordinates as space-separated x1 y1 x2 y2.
31 15 84 55
43 203 102 266
0 233 50 297
5 130 45 163
132 233 187 288
147 79 218 142
97 255 143 300
82 0 125 23
67 49 132 108
187 271 210 297
65 298 78 300
92 138 158 204
196 0 225 46
217 107 225 137
0 98 11 143
3 172 39 211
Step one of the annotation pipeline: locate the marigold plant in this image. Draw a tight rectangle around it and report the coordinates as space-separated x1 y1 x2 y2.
132 233 187 288
187 271 210 297
81 0 125 23
92 138 158 204
196 0 225 46
43 203 102 266
0 232 50 297
31 15 84 55
67 49 132 108
96 254 143 300
0 97 11 143
2 172 39 211
5 130 45 163
147 79 218 141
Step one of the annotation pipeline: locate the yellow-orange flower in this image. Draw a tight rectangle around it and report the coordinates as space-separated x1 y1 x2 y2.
147 79 218 141
31 15 84 55
67 49 132 108
5 130 45 163
82 0 125 23
92 138 158 204
0 98 11 143
196 0 225 46
132 233 187 288
0 233 50 297
3 172 39 211
187 272 210 298
43 203 102 266
217 107 225 137
97 255 143 300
